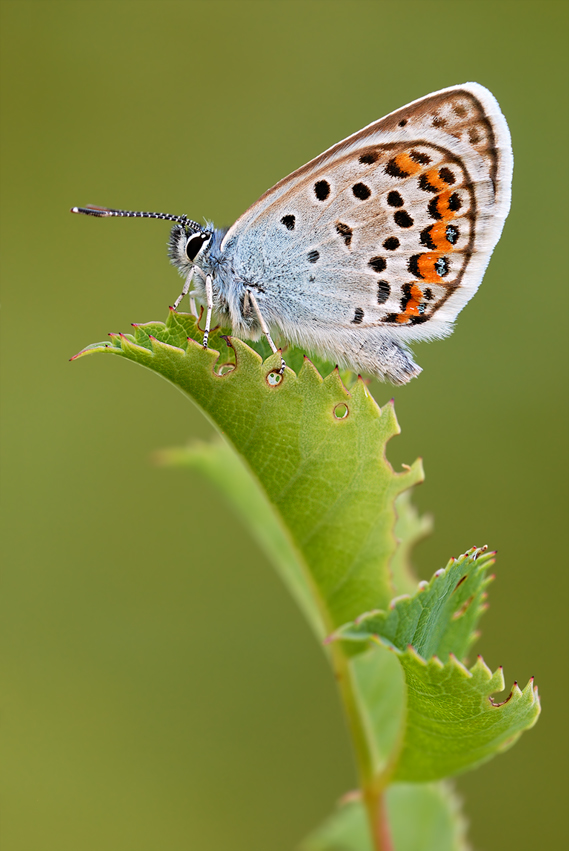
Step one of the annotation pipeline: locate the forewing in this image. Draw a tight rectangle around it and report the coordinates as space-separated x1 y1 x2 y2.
221 83 512 339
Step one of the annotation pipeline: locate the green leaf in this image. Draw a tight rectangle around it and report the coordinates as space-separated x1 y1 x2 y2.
393 650 540 781
299 782 469 851
74 310 422 632
333 547 495 662
331 548 540 782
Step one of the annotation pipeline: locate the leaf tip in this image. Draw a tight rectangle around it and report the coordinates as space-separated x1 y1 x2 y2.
298 356 324 384
70 341 116 360
323 365 350 396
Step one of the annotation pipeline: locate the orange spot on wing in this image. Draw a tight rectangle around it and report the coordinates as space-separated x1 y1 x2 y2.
423 168 449 192
408 283 423 303
435 190 456 219
397 284 424 322
395 152 421 176
417 253 444 283
429 221 453 249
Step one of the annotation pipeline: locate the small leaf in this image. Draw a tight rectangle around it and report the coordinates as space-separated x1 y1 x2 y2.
299 782 469 851
333 547 494 661
393 650 540 781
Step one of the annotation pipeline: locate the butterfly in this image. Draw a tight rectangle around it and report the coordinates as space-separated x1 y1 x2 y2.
72 82 512 384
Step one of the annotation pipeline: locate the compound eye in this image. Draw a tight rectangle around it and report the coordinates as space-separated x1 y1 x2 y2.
185 232 209 261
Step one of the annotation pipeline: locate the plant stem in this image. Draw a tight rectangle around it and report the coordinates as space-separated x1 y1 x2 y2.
329 644 393 851
364 788 394 851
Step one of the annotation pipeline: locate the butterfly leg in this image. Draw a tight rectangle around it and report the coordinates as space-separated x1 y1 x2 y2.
188 293 198 319
173 268 195 311
202 274 214 349
248 291 286 375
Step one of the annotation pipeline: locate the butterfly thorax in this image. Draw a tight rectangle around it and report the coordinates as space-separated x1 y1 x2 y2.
169 222 270 336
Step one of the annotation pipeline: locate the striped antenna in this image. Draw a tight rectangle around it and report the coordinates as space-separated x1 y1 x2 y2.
70 205 203 232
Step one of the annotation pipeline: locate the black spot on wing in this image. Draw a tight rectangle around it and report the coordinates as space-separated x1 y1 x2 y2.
410 150 431 164
307 250 319 263
387 191 404 207
408 255 422 278
383 236 399 250
448 192 462 212
419 173 439 193
336 222 353 247
400 283 414 311
352 182 371 200
352 307 364 324
394 210 414 228
359 152 378 164
368 256 386 273
314 180 330 201
420 225 436 249
439 167 455 185
281 214 295 230
427 197 442 220
385 158 409 178
377 281 390 304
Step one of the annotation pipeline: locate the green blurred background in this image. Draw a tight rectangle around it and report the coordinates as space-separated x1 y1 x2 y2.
1 1 567 849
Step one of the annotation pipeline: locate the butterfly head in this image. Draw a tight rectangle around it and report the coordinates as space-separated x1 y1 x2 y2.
167 222 213 276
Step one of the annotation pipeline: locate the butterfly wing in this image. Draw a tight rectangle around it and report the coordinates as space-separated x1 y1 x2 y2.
219 83 512 382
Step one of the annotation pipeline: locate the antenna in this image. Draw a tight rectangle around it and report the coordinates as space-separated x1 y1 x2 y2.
70 205 204 232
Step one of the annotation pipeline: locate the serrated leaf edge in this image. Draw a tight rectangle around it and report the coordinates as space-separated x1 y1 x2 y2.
328 546 495 648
